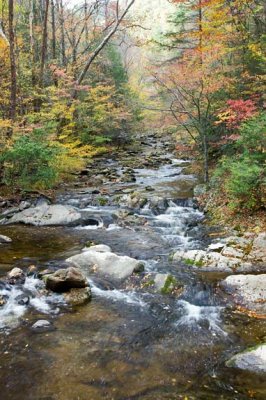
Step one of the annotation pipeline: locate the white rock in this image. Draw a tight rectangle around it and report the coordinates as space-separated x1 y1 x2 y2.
67 250 144 281
227 344 266 373
82 244 111 253
0 234 12 243
32 320 51 330
208 243 225 252
220 274 266 315
6 204 81 226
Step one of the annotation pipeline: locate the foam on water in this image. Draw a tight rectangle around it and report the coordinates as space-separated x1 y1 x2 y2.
88 279 146 308
176 300 227 336
0 277 64 330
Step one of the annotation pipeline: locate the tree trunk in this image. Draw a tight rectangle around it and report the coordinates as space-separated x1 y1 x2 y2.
57 0 66 66
202 133 209 183
40 0 49 86
8 0 16 124
51 0 56 59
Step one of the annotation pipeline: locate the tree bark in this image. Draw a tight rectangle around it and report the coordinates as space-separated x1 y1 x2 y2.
40 0 49 86
8 0 17 123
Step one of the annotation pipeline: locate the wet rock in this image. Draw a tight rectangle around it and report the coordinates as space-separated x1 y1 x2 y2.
63 287 92 306
1 207 20 217
15 294 30 305
154 273 180 294
4 204 82 226
82 244 111 253
7 267 25 284
220 274 266 316
19 201 31 211
45 267 88 293
0 295 7 306
31 319 53 332
226 344 266 373
67 248 144 281
27 265 38 276
173 248 254 273
0 234 12 244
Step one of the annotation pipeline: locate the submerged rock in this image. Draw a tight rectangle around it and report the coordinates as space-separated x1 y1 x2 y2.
45 267 88 293
0 234 12 243
64 287 91 306
226 344 266 373
31 319 53 332
67 247 144 281
220 274 266 316
3 203 82 226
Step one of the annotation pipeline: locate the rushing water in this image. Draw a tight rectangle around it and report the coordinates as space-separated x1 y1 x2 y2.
0 151 265 400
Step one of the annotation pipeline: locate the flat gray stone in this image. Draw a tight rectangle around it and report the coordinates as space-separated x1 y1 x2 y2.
220 274 266 316
5 204 81 226
67 249 144 281
227 344 266 373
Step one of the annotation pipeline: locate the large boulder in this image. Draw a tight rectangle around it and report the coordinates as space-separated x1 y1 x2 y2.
220 274 266 316
67 247 144 281
226 344 266 373
4 203 81 226
45 267 88 293
173 249 253 272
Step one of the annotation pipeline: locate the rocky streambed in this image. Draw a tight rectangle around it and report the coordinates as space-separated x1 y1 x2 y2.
0 135 265 400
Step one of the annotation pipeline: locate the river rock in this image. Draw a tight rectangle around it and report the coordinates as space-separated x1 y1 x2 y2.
67 248 144 281
4 203 82 226
64 287 92 306
248 233 266 264
220 274 266 316
226 344 266 373
0 234 12 243
173 248 255 273
31 319 53 332
45 267 88 293
208 243 225 252
7 267 25 284
82 244 111 253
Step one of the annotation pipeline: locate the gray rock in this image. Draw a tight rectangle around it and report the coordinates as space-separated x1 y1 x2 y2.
248 233 266 264
226 344 266 373
5 204 82 226
19 201 31 211
64 287 92 306
173 248 254 272
0 234 12 243
31 319 53 331
45 267 87 293
221 246 244 259
67 249 144 281
220 274 266 316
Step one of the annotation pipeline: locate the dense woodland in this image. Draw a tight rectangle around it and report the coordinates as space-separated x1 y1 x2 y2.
0 0 265 217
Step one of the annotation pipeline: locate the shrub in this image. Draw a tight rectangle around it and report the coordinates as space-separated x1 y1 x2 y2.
0 129 61 190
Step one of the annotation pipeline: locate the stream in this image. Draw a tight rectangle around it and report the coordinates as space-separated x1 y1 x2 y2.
0 137 265 400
